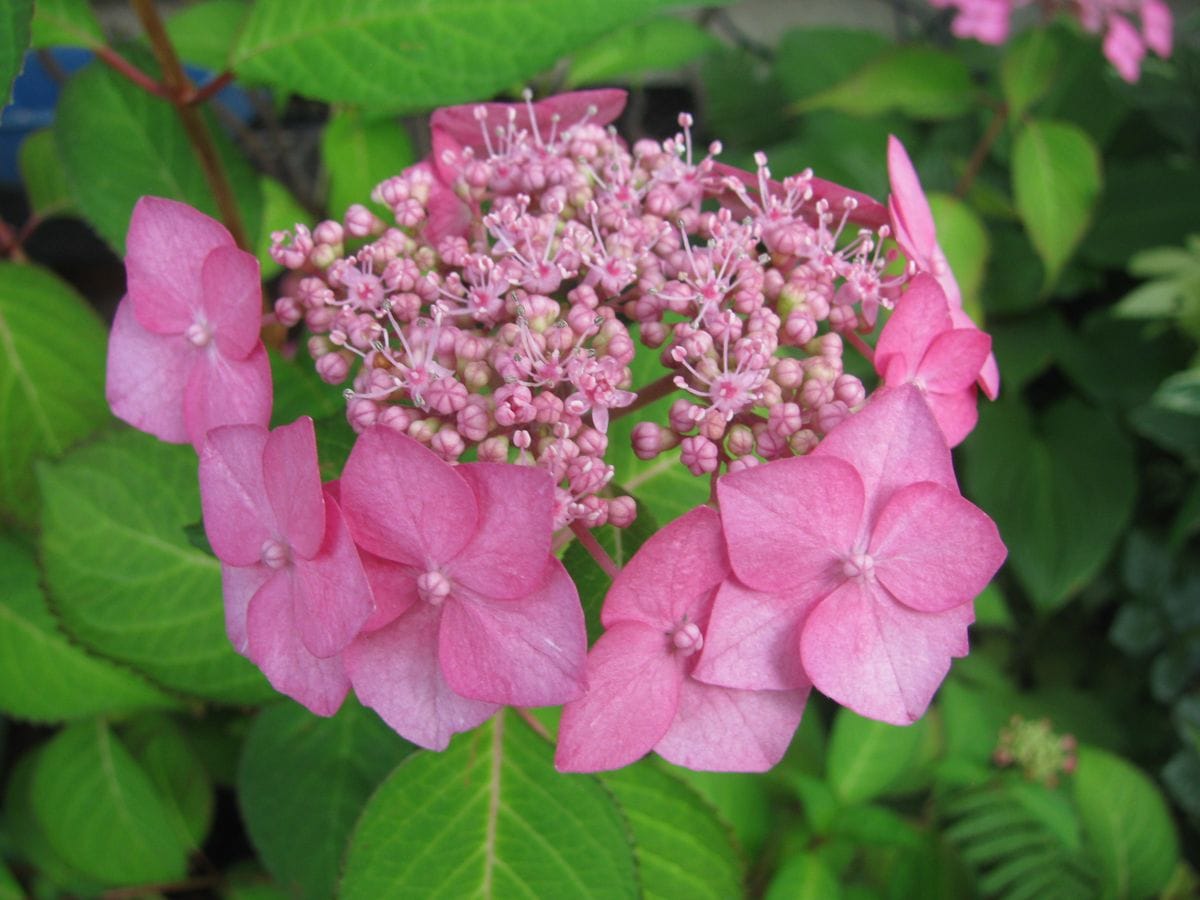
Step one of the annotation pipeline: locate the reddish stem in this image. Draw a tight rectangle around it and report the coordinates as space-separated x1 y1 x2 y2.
956 104 1009 199
608 371 676 423
95 45 170 99
569 520 620 579
186 70 235 106
843 329 875 365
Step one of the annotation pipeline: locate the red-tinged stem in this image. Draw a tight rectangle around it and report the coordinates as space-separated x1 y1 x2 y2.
186 70 235 106
956 103 1009 200
0 219 29 263
131 0 249 250
514 708 553 742
101 874 224 899
94 45 170 99
608 371 676 423
569 520 620 580
844 329 875 365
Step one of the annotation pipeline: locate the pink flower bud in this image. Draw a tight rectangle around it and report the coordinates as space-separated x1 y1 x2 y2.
430 428 465 461
640 321 669 348
768 402 803 438
477 436 510 463
834 374 865 407
788 428 819 456
606 495 637 528
407 417 438 444
816 401 850 435
313 220 344 246
533 391 565 424
456 400 491 442
347 398 379 432
726 423 755 457
378 405 414 433
427 377 469 415
345 204 383 237
754 426 786 460
773 357 804 389
679 435 719 476
668 398 701 434
316 352 350 384
461 360 492 392
727 456 760 473
274 296 303 327
576 427 607 457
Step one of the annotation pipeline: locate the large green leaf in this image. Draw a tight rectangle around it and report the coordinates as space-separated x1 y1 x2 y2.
30 720 191 886
765 854 841 900
232 0 691 112
964 399 1135 612
562 504 656 643
120 714 215 851
566 16 719 88
1012 119 1102 288
774 27 890 106
928 192 989 319
1000 27 1059 121
165 0 249 71
30 0 103 49
54 54 262 254
0 263 108 525
0 536 176 722
238 700 413 900
321 108 415 218
0 0 31 108
825 708 927 805
38 429 274 703
341 711 638 897
18 128 74 219
1075 747 1179 900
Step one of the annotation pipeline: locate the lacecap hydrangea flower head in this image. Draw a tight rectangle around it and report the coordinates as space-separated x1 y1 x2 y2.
107 87 1005 770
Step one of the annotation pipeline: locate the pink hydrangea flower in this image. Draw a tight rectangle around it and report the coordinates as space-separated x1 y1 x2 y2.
338 426 587 750
430 88 627 155
198 416 374 716
715 386 1006 725
107 196 272 448
556 506 808 773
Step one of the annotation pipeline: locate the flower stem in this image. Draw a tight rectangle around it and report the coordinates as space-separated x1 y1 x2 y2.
844 329 875 365
609 371 676 423
95 45 170 99
956 103 1008 200
569 520 620 579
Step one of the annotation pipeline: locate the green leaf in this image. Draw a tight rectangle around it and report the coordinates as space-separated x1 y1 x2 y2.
341 711 637 897
601 760 744 899
825 708 926 805
0 536 176 722
1074 746 1179 899
988 309 1070 392
765 854 841 900
0 0 31 109
566 16 719 88
1153 368 1200 416
39 429 274 703
1012 119 1102 287
794 47 974 121
54 54 262 254
1001 27 1059 121
232 0 691 112
30 0 103 49
963 399 1136 612
120 715 215 850
927 192 989 318
0 263 108 525
18 128 74 219
774 27 890 106
269 347 343 428
1083 161 1200 268
321 108 415 218
238 699 413 900
562 504 656 643
165 0 248 71
0 860 21 900
31 720 190 885
675 769 773 857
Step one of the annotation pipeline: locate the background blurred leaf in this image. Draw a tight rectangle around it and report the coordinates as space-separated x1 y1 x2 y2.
765 853 841 900
1081 160 1200 268
774 27 890 106
793 47 974 120
1 0 31 108
1000 27 1059 121
825 709 927 805
29 0 102 49
18 129 74 219
165 0 248 71
929 192 990 317
567 16 719 88
120 714 215 852
321 108 415 218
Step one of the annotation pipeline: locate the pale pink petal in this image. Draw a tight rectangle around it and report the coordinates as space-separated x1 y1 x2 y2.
126 197 234 334
431 89 627 152
887 136 937 263
198 424 273 567
200 244 262 360
601 505 730 629
245 569 350 717
800 580 974 725
875 274 952 380
691 579 815 691
918 327 992 395
221 562 270 655
951 308 1001 399
183 342 272 449
290 490 374 658
716 456 861 596
358 551 419 633
339 426 477 568
1142 0 1173 57
106 296 194 444
345 601 497 750
1104 15 1146 83
655 680 808 772
262 417 325 559
439 559 586 707
870 482 1006 613
924 385 979 448
555 622 684 773
446 463 554 600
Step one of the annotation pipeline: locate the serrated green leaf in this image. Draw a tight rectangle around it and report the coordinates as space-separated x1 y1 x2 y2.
0 536 176 722
566 16 719 88
39 429 274 703
31 720 190 885
1 0 32 109
30 0 102 49
928 192 989 318
321 108 414 218
1075 746 1179 900
120 714 215 850
601 760 744 900
766 854 841 900
341 711 637 897
1001 28 1059 121
825 708 926 805
1012 119 1102 288
165 0 248 71
232 0 692 112
18 128 74 219
54 53 262 254
0 262 108 525
238 700 413 900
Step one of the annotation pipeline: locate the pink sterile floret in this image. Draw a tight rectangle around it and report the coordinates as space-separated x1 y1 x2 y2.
338 426 587 750
874 273 992 447
714 385 1006 726
199 416 374 716
107 196 272 449
556 506 808 773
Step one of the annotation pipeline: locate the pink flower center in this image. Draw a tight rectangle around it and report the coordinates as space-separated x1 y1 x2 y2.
668 620 704 657
842 551 875 582
260 539 290 569
186 321 213 348
417 570 452 606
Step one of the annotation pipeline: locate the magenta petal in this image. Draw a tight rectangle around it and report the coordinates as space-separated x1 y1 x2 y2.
920 328 993 395
870 482 1006 613
691 579 814 691
887 136 937 261
183 342 272 449
655 680 808 772
245 569 350 717
106 296 194 444
431 89 627 152
340 427 477 568
875 274 951 379
447 463 554 600
291 491 374 658
198 424 273 567
601 505 730 629
555 622 683 773
717 456 862 596
439 559 586 706
801 580 974 725
345 601 497 750
201 244 262 360
126 197 234 333
263 417 325 559
221 562 270 655
951 308 1001 399
925 386 980 449
359 551 419 633
810 176 889 231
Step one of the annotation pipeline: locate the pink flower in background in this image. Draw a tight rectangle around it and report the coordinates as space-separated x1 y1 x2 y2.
556 506 808 773
107 196 272 448
338 426 587 750
717 386 1006 725
198 417 373 716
